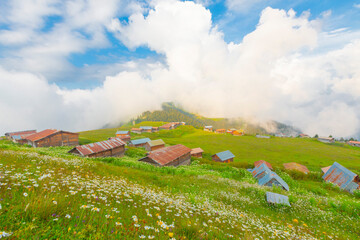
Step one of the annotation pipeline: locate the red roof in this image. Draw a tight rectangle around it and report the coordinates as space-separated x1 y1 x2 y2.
146 144 191 166
254 160 273 170
25 129 58 142
349 141 360 144
6 130 37 137
191 147 204 155
72 138 125 156
283 162 309 174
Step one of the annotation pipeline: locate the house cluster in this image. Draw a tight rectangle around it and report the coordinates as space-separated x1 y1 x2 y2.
5 129 79 147
204 126 244 136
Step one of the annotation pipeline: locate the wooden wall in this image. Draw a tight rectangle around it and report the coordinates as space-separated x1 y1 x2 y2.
31 132 79 147
212 155 233 163
191 152 203 158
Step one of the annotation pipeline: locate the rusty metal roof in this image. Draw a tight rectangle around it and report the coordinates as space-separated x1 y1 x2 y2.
146 144 191 166
254 160 273 170
131 128 143 131
322 162 359 193
71 138 125 156
321 166 331 174
191 147 204 154
5 130 36 137
266 192 290 206
25 129 58 142
147 139 165 147
283 162 309 174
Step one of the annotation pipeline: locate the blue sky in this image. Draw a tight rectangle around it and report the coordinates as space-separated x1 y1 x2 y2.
1 0 360 137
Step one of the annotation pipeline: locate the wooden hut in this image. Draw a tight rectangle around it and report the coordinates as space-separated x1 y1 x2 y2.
131 128 143 134
323 162 360 193
140 126 153 133
129 138 151 148
298 134 310 138
69 138 125 158
139 144 191 167
212 150 235 163
190 148 204 158
145 139 165 151
4 130 37 141
215 129 226 134
26 129 79 148
283 162 309 174
203 126 213 132
254 160 273 170
116 130 130 137
232 130 244 136
160 122 176 130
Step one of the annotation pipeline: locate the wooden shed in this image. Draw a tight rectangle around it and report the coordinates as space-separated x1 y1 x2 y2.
204 126 213 132
69 138 125 158
283 162 309 174
323 162 360 193
212 150 235 163
215 129 226 134
191 147 204 158
131 128 143 134
139 144 191 167
160 122 176 130
232 130 244 136
129 138 151 148
145 139 165 151
116 130 130 137
5 130 37 141
26 129 79 148
140 126 153 133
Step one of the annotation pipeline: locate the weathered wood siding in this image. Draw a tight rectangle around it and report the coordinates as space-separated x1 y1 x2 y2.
145 143 165 151
191 152 203 158
165 152 191 167
31 132 79 147
212 155 233 163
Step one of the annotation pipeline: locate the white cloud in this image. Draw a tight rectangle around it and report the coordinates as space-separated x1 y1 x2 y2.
225 0 268 13
1 0 360 138
354 3 360 9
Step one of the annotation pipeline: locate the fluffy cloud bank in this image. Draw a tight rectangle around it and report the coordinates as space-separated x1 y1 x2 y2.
1 0 360 138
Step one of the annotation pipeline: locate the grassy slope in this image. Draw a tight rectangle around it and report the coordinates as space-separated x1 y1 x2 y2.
79 123 360 172
1 141 360 239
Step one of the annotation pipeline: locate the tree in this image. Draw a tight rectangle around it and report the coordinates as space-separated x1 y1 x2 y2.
314 134 318 138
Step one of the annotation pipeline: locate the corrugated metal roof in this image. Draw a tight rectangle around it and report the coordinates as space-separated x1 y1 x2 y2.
140 126 153 130
321 166 331 174
283 162 309 174
214 150 235 161
12 135 22 140
145 144 191 166
251 163 272 179
116 131 129 135
254 160 273 170
191 147 204 154
266 192 290 206
25 129 58 142
5 130 36 137
148 139 165 147
72 138 125 156
259 172 290 191
322 162 359 193
130 138 151 145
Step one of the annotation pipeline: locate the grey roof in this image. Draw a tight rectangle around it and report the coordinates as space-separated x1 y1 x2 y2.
266 192 290 206
204 126 213 128
259 171 290 191
140 126 153 130
214 150 235 161
130 138 151 145
116 131 129 135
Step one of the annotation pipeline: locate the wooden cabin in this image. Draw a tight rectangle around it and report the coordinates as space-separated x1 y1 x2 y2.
212 150 235 163
190 147 204 158
283 162 309 174
215 129 226 134
145 139 165 151
139 144 191 167
298 133 310 138
116 130 130 137
131 128 143 134
232 130 244 136
129 138 151 148
204 126 213 132
69 138 125 158
4 130 37 141
26 129 79 148
160 122 176 130
140 126 153 133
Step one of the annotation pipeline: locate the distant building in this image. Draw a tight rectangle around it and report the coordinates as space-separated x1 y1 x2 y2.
139 144 191 167
145 139 165 151
256 135 270 139
140 126 153 133
215 129 226 134
152 127 159 132
203 126 213 132
317 137 334 143
212 150 235 163
254 160 273 170
26 129 79 148
348 141 360 147
180 122 186 125
298 134 310 138
129 138 151 148
232 130 244 136
266 192 290 206
160 122 177 130
69 138 125 158
190 147 204 158
283 162 309 174
322 162 360 193
4 130 37 141
131 128 143 134
251 163 289 191
116 130 130 137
